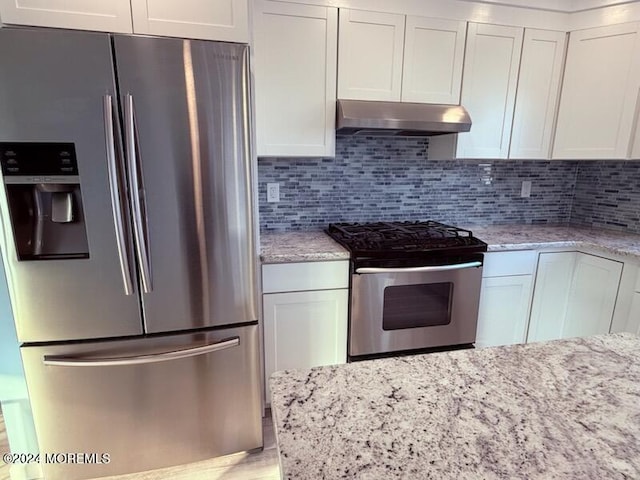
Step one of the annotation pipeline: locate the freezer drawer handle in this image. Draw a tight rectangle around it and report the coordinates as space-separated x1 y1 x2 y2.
103 95 135 296
42 336 240 367
124 94 153 294
355 261 483 274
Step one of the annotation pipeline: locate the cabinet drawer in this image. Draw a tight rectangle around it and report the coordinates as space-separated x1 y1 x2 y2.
262 261 349 293
483 251 537 277
635 268 640 293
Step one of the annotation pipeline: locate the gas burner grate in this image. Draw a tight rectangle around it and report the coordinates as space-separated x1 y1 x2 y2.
326 221 487 258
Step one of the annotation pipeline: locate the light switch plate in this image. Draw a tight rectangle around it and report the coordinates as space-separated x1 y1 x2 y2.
267 183 280 203
521 181 532 198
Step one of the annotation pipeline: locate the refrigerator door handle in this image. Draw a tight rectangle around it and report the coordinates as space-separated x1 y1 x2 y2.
103 94 135 296
42 336 240 367
124 93 153 294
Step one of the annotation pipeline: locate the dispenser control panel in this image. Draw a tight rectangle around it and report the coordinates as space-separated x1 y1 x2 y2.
0 142 79 177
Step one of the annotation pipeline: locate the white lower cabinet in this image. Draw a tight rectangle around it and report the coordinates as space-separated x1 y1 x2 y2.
262 261 349 403
477 276 533 348
528 252 623 342
476 251 536 348
527 252 576 342
628 293 640 335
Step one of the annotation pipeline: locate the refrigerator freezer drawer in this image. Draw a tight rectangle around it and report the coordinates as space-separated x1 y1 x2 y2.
20 324 262 480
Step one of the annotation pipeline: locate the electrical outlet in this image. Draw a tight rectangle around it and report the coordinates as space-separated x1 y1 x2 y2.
520 180 532 198
267 183 280 203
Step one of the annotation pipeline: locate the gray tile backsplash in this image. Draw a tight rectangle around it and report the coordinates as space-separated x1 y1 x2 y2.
258 136 582 232
571 161 640 234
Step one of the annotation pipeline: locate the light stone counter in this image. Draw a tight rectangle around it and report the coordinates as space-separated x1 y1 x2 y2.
260 231 349 263
260 225 640 263
469 224 640 260
270 333 640 480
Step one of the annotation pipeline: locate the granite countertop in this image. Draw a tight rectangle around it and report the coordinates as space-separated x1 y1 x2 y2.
260 225 640 263
270 333 640 480
261 231 349 263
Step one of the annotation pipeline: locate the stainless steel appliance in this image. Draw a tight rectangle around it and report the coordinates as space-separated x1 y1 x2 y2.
336 99 472 136
0 27 261 480
326 221 487 359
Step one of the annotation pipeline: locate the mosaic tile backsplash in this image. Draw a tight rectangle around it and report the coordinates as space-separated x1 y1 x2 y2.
258 136 640 233
571 161 640 234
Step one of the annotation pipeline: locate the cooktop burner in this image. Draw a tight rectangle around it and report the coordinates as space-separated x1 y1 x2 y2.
326 221 487 259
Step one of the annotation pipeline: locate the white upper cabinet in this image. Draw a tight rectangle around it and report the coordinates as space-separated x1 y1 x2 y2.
509 29 567 159
632 118 640 159
253 1 337 157
0 0 249 41
553 22 640 159
0 0 133 33
338 9 405 101
401 17 467 104
130 0 249 42
337 9 466 104
457 23 524 158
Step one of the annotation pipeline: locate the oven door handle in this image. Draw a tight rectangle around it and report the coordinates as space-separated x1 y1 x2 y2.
355 261 482 274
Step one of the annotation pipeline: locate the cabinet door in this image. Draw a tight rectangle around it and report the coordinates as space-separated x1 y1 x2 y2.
553 23 640 159
509 29 566 159
337 9 405 101
401 16 466 104
0 0 132 33
631 119 640 159
527 252 576 343
130 0 249 42
628 293 640 335
457 23 523 158
476 275 533 348
563 254 623 338
254 1 337 157
263 289 348 402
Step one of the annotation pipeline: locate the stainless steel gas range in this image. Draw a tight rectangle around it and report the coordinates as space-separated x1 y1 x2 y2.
326 221 488 361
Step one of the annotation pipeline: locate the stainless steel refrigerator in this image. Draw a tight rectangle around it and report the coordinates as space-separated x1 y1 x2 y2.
0 27 262 480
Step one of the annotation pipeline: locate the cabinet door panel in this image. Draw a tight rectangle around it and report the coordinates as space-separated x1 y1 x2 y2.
131 0 249 42
254 1 337 156
553 23 640 159
563 254 622 338
338 9 405 101
263 289 348 402
457 23 523 158
527 252 576 343
476 275 533 348
402 16 466 104
0 0 132 33
510 29 566 159
628 293 640 335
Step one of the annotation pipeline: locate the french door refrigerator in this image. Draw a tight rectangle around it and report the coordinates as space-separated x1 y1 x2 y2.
0 27 261 480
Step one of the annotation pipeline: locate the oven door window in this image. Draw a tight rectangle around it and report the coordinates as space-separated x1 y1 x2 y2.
382 282 453 330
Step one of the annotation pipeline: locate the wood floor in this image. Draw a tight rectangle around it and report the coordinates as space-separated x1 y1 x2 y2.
93 414 280 480
1 406 11 480
0 406 280 480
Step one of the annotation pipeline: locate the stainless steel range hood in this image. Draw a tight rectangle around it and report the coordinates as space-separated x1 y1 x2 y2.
336 99 471 136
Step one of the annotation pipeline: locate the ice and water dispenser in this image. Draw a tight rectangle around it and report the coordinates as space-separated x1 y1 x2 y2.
0 143 89 260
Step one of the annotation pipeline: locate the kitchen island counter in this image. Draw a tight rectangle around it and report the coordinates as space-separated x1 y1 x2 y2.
270 333 640 479
261 225 640 263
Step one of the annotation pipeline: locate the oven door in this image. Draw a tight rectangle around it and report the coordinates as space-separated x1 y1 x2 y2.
350 260 483 357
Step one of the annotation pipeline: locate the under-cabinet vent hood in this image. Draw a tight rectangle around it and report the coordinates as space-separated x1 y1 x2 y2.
336 99 472 136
